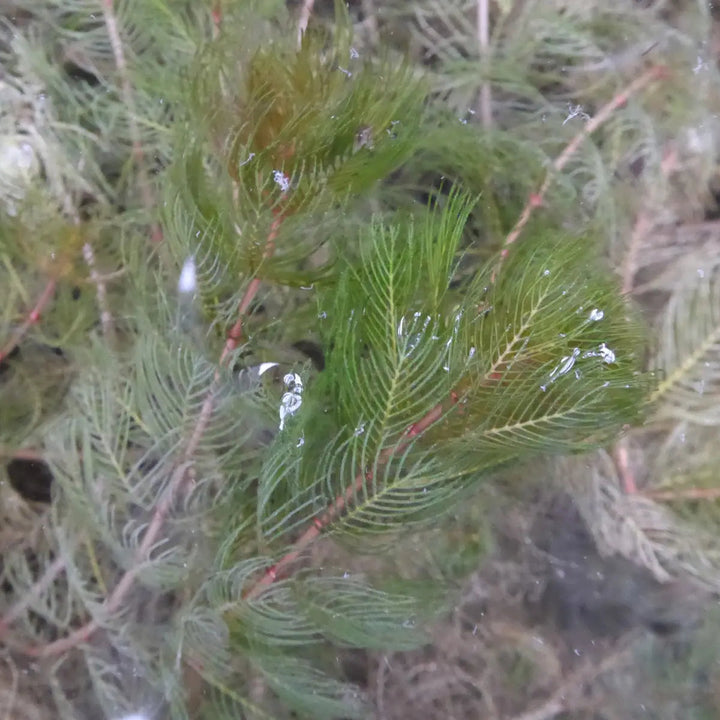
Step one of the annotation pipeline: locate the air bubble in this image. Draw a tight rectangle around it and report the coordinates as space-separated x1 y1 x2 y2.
279 373 303 430
177 256 196 295
272 169 290 192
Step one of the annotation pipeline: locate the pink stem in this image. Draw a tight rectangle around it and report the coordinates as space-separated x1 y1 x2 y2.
497 65 667 269
12 214 283 658
0 279 57 363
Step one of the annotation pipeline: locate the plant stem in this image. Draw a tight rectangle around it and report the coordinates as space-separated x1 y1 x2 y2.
0 555 67 634
221 213 282 364
242 68 667 602
644 486 720 502
496 65 667 272
476 0 492 130
0 278 57 363
243 399 448 601
613 440 637 494
82 240 116 344
297 0 316 49
11 215 283 658
0 447 45 462
621 144 678 295
102 0 162 244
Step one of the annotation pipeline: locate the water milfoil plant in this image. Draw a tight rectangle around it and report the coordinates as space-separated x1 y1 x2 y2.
3 1 716 718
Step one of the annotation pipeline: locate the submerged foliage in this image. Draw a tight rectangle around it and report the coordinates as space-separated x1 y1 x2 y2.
0 1 718 719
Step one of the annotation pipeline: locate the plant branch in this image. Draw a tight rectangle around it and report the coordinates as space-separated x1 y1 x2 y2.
496 65 667 272
621 144 678 294
0 447 45 462
0 555 67 634
297 0 316 49
221 212 282 365
476 0 492 130
102 0 162 244
643 486 720 502
241 67 668 606
613 440 636 494
0 278 57 363
10 213 283 658
82 240 115 344
243 399 450 601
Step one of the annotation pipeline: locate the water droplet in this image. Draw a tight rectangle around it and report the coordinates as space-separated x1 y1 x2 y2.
178 256 196 294
547 347 581 383
279 373 303 430
582 343 616 364
272 169 290 192
543 269 550 276
563 103 590 125
588 308 604 321
597 343 615 363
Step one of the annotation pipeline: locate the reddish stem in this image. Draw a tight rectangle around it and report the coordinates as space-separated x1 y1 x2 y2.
297 0 316 48
0 279 57 363
0 447 45 462
495 65 666 276
10 213 283 658
243 397 451 601
220 212 282 365
212 4 222 36
644 487 720 502
239 69 668 594
613 440 637 495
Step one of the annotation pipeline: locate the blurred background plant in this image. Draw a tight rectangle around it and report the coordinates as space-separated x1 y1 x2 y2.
0 1 719 719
